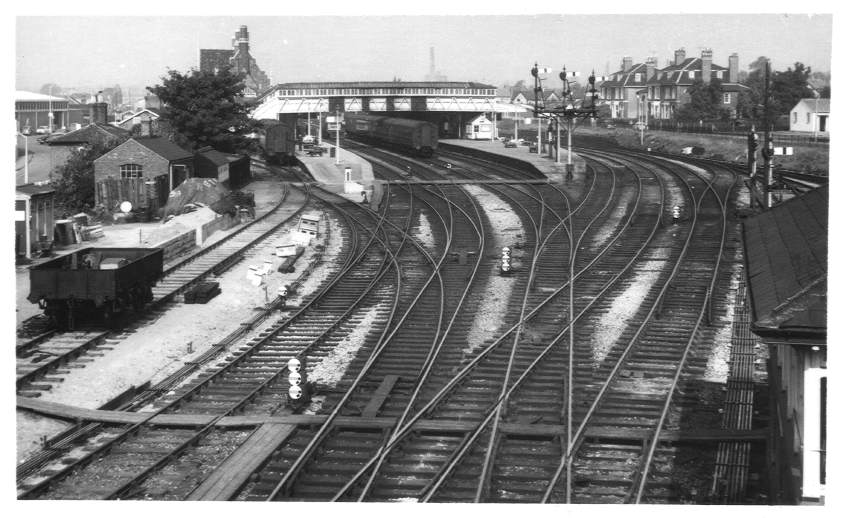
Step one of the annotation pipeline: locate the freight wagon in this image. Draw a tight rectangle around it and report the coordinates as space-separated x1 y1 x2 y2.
345 114 438 157
28 247 163 330
258 119 297 165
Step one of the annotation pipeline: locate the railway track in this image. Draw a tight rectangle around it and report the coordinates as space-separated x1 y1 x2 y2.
16 172 308 392
18 144 757 502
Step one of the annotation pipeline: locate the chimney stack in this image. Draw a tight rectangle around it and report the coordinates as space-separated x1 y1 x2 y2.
728 53 739 83
89 102 108 125
622 56 633 71
701 49 713 82
674 48 686 66
646 56 657 81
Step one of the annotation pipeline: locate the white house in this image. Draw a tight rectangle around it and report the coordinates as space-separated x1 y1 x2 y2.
789 98 830 134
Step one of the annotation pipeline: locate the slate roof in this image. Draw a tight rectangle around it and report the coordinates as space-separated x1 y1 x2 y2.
16 183 56 197
46 123 129 145
743 186 827 340
196 146 231 167
134 137 193 161
794 98 830 113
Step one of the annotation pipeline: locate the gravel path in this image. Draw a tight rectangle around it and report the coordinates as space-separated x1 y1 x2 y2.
461 185 523 355
590 247 670 366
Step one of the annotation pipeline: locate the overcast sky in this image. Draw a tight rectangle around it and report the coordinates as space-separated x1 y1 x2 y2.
13 11 834 94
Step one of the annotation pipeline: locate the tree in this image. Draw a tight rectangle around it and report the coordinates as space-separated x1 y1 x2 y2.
771 62 812 115
52 141 119 215
147 68 259 153
675 78 727 122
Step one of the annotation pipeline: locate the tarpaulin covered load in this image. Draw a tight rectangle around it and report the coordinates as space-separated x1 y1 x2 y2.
162 177 234 219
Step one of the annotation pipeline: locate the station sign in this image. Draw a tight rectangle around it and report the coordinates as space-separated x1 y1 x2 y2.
326 115 342 131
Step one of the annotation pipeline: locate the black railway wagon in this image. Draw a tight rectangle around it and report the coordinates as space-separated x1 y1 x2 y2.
258 119 297 164
345 114 438 157
28 247 163 329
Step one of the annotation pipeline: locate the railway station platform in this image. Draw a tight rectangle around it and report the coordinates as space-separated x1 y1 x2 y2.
296 145 375 205
440 139 586 182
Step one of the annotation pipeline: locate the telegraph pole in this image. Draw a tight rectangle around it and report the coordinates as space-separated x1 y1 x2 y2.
762 60 773 209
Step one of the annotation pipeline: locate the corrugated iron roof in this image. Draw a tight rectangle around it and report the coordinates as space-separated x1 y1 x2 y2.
743 186 827 339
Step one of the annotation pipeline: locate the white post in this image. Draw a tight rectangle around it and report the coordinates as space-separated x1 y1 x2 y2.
537 117 541 156
25 199 31 260
23 134 29 184
567 118 573 171
335 111 340 165
555 117 561 164
307 109 311 137
803 367 826 499
48 85 53 134
318 107 323 146
513 103 518 141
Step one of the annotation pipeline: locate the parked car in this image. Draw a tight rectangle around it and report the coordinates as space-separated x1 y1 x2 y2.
35 126 50 134
21 126 32 135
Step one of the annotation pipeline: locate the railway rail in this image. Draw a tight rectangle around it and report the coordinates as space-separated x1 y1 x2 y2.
18 144 759 502
17 174 307 391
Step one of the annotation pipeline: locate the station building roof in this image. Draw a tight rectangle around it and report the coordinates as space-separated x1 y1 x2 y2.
15 90 67 102
743 186 827 341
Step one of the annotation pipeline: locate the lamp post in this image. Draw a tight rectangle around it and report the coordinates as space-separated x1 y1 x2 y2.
17 132 29 184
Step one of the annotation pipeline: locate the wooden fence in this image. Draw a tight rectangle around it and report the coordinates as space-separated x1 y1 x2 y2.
95 176 166 212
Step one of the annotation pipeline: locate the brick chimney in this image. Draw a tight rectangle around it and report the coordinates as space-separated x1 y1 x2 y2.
622 56 633 71
89 102 108 125
140 119 152 137
646 57 657 81
728 53 739 83
701 49 713 82
234 25 251 73
674 48 686 66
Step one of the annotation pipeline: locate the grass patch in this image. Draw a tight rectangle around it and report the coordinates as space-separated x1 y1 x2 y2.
574 126 829 175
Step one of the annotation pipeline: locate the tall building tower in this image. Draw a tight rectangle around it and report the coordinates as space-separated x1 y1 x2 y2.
200 25 271 98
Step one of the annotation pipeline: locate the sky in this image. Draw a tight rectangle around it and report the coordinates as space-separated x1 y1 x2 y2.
12 10 834 96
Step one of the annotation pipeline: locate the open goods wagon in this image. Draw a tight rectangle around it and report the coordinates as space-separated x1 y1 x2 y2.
345 114 438 157
28 247 163 329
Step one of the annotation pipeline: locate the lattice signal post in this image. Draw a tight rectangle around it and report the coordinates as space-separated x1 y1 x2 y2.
531 63 600 178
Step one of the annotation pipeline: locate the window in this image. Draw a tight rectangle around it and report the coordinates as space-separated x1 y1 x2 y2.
635 73 641 82
688 71 695 79
120 164 142 179
723 93 731 104
793 112 798 123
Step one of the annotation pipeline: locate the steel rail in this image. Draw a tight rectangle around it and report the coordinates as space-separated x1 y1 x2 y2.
633 163 735 503
539 151 716 502
264 177 449 500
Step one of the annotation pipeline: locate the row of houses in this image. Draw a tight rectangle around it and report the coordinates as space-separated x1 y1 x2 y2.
500 48 829 133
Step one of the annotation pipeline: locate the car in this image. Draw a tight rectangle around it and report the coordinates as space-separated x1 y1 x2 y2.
35 126 50 134
21 126 32 135
504 139 519 148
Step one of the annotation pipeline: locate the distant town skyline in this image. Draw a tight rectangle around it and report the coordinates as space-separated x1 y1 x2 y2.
16 14 833 95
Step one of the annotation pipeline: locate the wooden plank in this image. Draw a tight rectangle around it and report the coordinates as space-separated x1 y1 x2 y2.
360 375 399 418
187 423 295 501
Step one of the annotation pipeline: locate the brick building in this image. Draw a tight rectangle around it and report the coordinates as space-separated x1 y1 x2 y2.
15 184 56 259
93 137 194 211
200 25 271 98
599 49 748 120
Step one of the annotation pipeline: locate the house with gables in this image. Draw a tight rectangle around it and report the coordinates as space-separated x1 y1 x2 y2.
599 49 748 121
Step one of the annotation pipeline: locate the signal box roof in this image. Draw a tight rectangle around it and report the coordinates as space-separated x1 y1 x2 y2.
743 186 827 342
